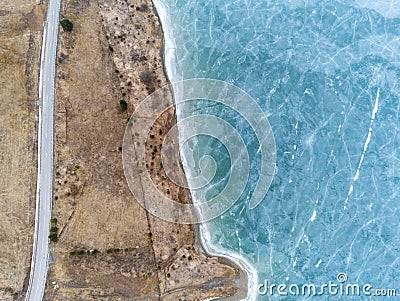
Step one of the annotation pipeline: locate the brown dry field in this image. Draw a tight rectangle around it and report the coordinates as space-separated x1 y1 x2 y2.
0 0 45 299
45 0 246 300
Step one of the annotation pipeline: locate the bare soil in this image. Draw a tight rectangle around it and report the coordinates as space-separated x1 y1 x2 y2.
45 0 247 300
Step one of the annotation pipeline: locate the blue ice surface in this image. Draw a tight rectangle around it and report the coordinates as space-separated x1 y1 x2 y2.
157 0 400 299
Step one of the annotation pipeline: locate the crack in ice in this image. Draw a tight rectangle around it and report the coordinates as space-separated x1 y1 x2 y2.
344 88 380 209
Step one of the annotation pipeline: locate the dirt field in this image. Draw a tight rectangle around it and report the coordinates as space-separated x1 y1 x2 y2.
44 0 246 300
0 0 45 299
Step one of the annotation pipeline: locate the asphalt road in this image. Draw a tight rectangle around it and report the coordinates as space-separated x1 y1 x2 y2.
25 0 61 300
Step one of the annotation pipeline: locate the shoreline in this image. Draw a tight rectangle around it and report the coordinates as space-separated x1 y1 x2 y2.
46 0 249 298
151 1 256 300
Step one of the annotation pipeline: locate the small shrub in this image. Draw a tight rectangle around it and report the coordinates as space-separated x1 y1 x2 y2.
120 99 127 111
48 233 58 243
50 226 58 233
60 19 73 32
139 3 149 11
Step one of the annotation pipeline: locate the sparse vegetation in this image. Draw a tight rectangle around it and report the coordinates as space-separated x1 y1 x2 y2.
60 19 73 32
120 99 127 111
69 249 100 256
137 3 149 12
49 233 58 243
106 248 121 254
49 218 59 243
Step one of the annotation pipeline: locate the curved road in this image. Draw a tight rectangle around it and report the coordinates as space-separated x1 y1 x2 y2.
26 0 61 300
